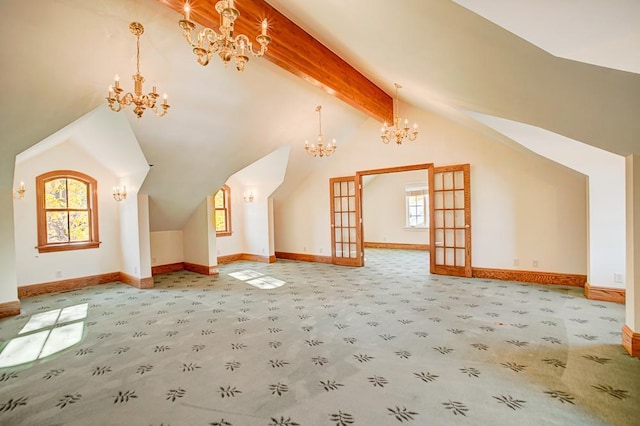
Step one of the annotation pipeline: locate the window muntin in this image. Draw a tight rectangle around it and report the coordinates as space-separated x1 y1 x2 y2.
36 170 99 253
214 185 232 236
405 184 429 228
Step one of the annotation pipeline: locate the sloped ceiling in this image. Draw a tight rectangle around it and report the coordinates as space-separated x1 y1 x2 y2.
2 0 638 233
453 0 640 74
267 0 640 156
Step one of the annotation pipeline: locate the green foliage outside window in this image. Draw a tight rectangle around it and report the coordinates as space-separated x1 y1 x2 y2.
44 177 90 243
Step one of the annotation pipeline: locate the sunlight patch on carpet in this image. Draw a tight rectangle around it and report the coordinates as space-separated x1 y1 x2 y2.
0 303 87 368
229 270 285 289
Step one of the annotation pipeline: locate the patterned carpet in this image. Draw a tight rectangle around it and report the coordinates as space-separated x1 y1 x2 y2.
0 249 638 426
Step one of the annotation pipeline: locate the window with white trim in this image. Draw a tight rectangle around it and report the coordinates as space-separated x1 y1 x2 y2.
405 184 428 228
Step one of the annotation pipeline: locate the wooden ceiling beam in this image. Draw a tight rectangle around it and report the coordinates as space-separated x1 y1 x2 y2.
158 0 393 123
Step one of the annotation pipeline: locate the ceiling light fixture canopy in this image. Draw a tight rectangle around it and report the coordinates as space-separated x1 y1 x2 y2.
305 105 337 158
381 83 418 145
107 22 170 118
179 0 271 71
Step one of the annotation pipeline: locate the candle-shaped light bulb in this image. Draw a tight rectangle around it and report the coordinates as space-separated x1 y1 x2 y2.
114 74 120 89
262 19 268 36
184 2 191 20
108 85 114 96
19 181 24 189
163 93 168 105
228 0 234 8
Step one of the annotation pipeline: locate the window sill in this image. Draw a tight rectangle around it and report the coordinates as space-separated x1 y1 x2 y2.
216 232 233 237
403 227 428 231
36 241 101 253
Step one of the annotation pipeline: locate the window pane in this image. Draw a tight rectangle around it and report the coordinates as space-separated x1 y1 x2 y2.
46 211 69 243
214 190 224 208
215 210 227 232
443 172 454 190
69 211 89 241
45 178 67 209
67 179 87 209
347 181 355 196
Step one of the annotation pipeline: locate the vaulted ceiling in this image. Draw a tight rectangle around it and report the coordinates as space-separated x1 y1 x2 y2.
2 0 638 231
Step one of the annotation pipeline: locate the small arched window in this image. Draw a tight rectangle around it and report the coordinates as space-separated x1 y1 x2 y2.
214 185 232 236
36 170 100 253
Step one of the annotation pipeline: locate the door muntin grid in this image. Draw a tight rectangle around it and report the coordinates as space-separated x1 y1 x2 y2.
433 170 467 268
333 180 357 258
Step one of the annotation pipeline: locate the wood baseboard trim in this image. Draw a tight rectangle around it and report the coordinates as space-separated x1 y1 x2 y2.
217 254 243 264
240 253 274 263
472 267 586 287
119 272 154 289
584 283 625 304
151 262 184 275
218 253 275 264
275 251 332 264
364 242 429 251
184 262 219 276
18 272 121 298
622 325 640 357
0 300 21 318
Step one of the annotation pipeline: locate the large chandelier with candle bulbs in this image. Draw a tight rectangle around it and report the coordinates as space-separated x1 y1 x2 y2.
381 83 419 145
106 22 170 118
305 105 337 158
179 0 271 71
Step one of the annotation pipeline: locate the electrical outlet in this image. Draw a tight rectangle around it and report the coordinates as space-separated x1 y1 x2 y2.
614 273 624 284
513 259 519 267
319 247 323 253
55 271 62 279
532 260 539 268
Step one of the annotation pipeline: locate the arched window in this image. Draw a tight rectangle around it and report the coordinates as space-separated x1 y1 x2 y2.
214 185 232 236
36 170 100 253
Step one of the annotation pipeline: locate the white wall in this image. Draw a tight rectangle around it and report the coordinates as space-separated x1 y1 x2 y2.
467 112 624 288
182 198 216 267
1 186 17 303
627 155 640 331
362 170 429 245
137 194 152 278
216 177 245 257
150 230 184 266
275 103 588 274
13 141 121 285
118 189 141 277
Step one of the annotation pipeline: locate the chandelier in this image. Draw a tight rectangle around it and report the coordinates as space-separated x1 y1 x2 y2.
179 1 271 71
106 22 170 118
381 83 419 145
305 105 337 158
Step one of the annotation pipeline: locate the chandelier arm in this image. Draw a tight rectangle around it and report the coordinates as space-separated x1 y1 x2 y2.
235 35 268 58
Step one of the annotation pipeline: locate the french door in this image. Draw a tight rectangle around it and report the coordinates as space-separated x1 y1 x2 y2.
330 176 362 266
430 164 472 277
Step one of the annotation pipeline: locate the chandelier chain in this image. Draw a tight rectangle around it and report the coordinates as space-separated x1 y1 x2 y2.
106 22 170 118
305 105 337 158
381 83 419 145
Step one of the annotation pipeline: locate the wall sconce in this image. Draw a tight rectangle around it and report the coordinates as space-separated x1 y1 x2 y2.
243 190 254 203
113 185 127 201
14 181 25 200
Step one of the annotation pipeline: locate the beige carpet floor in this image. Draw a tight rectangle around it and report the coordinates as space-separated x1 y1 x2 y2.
0 249 638 425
